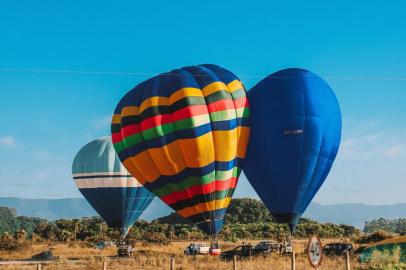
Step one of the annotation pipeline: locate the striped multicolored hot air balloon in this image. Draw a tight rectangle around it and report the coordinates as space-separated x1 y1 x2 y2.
111 64 250 236
72 136 154 238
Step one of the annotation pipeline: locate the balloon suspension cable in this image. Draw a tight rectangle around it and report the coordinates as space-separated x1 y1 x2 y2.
288 229 294 251
288 228 293 241
288 223 295 245
210 234 219 251
118 234 124 244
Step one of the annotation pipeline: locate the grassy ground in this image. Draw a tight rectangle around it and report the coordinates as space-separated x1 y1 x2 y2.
0 240 364 270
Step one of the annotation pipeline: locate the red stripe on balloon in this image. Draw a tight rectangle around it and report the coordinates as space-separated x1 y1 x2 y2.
117 99 244 142
171 105 209 121
160 177 237 205
112 132 123 144
206 99 235 113
121 124 141 137
233 97 249 109
140 114 173 131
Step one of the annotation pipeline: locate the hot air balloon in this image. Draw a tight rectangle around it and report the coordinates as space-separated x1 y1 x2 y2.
111 64 250 237
243 68 341 233
72 136 154 238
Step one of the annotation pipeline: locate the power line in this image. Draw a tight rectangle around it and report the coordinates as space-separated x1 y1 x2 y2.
1 67 406 81
0 68 154 77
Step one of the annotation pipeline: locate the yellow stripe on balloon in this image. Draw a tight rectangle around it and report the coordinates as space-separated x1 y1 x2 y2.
203 82 237 169
124 151 161 182
178 197 232 217
212 130 238 162
169 87 202 104
236 126 250 158
121 106 140 117
112 114 121 124
139 97 169 114
227 80 244 93
178 132 215 168
128 132 217 177
202 82 228 97
121 159 146 185
147 140 186 175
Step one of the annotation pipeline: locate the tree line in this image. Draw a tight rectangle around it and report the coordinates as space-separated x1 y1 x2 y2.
364 217 406 235
1 198 403 246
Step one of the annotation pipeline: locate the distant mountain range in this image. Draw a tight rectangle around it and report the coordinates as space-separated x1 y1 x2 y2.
0 197 405 229
303 202 406 228
0 197 171 222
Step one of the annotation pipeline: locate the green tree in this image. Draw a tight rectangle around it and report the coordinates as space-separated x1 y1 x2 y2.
364 218 406 235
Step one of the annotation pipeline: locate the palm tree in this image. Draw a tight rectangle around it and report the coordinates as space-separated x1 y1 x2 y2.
72 219 83 241
15 229 27 243
0 231 13 243
57 230 73 242
31 232 41 242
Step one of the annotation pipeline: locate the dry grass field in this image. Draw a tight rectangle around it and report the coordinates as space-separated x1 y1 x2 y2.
0 240 366 270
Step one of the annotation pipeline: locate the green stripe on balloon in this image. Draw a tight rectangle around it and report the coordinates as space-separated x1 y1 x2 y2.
142 123 175 140
230 88 245 99
169 188 236 211
122 132 144 149
152 167 240 197
120 109 240 145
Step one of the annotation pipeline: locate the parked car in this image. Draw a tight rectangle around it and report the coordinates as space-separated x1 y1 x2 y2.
117 243 134 257
95 240 116 249
184 243 210 255
323 243 354 257
221 244 252 260
252 241 281 255
252 241 271 254
31 250 57 261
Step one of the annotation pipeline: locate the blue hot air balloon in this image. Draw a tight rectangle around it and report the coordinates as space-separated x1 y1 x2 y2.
72 136 154 238
243 68 341 232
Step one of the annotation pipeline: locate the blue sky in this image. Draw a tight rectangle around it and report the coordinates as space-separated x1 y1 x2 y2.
0 0 405 204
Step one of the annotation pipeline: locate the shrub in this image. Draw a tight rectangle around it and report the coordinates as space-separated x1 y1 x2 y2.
142 232 170 245
356 230 397 244
368 247 405 270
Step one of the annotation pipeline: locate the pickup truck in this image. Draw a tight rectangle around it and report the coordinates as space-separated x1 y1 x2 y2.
184 243 210 255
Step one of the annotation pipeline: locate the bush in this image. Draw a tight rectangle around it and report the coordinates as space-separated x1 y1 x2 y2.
142 232 170 245
0 231 29 251
356 230 397 244
368 247 405 270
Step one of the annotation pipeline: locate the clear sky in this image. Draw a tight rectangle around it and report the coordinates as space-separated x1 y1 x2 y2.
0 0 405 204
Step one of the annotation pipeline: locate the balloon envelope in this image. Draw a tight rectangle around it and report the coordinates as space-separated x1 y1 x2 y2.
243 68 341 232
111 64 250 235
72 136 154 238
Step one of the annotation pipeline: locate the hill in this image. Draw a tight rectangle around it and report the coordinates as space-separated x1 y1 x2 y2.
0 197 96 220
0 197 405 228
0 197 171 221
156 198 273 225
304 202 406 228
